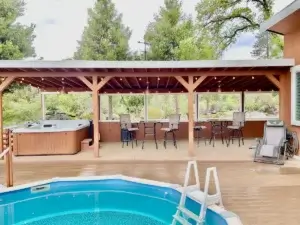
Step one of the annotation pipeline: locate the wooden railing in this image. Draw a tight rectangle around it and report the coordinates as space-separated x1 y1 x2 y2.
0 129 14 187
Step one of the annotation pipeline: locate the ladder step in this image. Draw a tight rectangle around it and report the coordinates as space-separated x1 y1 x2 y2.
177 184 199 193
173 215 192 225
178 206 204 223
189 190 220 205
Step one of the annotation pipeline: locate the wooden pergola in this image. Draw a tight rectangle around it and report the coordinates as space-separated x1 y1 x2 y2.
0 59 295 158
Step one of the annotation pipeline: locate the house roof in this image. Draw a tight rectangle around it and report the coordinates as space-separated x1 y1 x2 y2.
260 0 300 34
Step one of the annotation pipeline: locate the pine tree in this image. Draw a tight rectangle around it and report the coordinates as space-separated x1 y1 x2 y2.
144 0 193 60
74 0 131 60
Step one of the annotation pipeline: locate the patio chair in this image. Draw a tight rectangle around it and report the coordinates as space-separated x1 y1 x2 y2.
120 114 139 148
227 112 245 147
161 114 180 149
253 120 287 165
186 113 207 146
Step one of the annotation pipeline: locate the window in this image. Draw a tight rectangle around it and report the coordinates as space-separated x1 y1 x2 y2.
244 92 279 120
198 93 241 119
100 94 144 121
291 65 300 125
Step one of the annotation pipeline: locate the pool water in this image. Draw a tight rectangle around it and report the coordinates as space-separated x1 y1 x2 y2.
18 211 165 225
0 179 228 225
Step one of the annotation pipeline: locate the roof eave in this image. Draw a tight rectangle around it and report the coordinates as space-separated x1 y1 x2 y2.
260 0 300 34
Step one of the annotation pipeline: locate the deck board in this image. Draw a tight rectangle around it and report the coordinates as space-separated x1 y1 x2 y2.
1 140 300 225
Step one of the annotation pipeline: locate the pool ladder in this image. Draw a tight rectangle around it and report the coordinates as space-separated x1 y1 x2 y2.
171 161 223 225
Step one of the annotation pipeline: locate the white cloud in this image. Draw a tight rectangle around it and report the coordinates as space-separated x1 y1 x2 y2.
19 0 295 60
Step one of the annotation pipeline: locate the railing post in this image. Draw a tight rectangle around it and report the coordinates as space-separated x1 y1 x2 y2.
2 129 13 187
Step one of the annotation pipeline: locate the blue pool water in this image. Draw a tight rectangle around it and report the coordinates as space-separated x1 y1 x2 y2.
0 179 228 225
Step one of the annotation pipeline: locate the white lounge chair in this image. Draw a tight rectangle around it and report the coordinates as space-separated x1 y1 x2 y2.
253 120 287 165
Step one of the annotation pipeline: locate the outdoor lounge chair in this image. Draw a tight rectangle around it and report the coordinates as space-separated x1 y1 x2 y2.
253 120 287 165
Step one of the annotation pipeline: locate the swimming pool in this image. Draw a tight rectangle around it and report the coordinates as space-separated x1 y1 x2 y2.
0 176 242 225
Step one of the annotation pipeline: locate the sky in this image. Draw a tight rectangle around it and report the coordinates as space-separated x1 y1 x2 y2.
19 0 295 60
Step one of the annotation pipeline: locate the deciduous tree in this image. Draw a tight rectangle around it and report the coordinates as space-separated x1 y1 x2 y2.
195 0 282 58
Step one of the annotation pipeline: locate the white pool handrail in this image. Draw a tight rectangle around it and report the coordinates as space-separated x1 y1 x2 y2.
172 161 223 225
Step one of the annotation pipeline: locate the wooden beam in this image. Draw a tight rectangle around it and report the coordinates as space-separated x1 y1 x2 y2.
265 74 281 89
0 77 15 92
0 92 2 154
96 76 111 91
77 76 93 90
241 92 245 112
187 76 195 157
192 76 207 90
92 89 100 157
0 69 285 77
175 76 190 91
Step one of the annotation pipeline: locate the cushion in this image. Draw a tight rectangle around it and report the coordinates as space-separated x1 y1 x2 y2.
128 128 138 131
227 125 240 129
194 126 206 130
260 145 278 157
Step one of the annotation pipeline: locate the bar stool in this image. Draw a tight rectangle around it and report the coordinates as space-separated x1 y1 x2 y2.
120 114 139 148
227 112 245 147
161 114 180 149
187 113 207 146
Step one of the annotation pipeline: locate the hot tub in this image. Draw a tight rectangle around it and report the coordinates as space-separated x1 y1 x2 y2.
0 175 242 225
12 120 90 156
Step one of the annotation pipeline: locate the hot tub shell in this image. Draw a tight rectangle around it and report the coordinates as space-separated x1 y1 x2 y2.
12 120 89 156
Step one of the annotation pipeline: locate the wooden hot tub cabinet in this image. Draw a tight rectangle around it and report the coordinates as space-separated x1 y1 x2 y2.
13 126 89 156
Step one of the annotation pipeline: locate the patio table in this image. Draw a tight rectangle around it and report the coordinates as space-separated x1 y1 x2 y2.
206 118 232 147
139 120 164 149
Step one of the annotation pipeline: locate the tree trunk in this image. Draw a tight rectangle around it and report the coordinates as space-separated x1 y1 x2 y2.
108 95 113 120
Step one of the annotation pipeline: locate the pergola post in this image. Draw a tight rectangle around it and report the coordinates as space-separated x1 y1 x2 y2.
41 93 46 120
241 92 245 112
175 75 207 156
0 77 15 187
0 77 15 153
278 73 290 126
77 76 111 157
